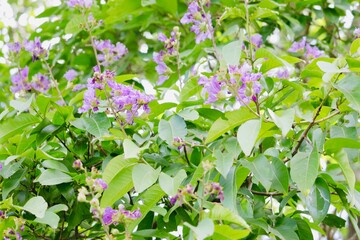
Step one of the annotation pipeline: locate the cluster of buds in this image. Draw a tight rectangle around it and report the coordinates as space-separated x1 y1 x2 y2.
102 204 141 226
204 182 224 201
172 137 185 150
170 184 194 206
2 216 25 240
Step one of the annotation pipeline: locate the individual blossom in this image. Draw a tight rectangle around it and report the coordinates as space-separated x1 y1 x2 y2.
102 207 118 225
170 184 194 206
153 51 170 85
268 67 290 79
305 44 323 59
67 0 92 8
94 39 128 66
119 205 142 220
10 67 31 94
7 42 22 54
158 27 180 55
73 159 83 169
64 69 77 81
198 75 225 103
288 37 307 53
354 28 360 38
24 37 47 61
72 84 87 92
251 34 263 49
78 87 99 113
180 1 213 43
93 178 108 191
31 73 51 93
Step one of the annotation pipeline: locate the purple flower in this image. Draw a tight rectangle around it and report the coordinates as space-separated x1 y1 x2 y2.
153 51 170 84
94 39 128 66
72 84 87 92
64 69 77 81
11 67 31 94
251 34 263 49
94 178 108 190
180 1 213 43
24 37 47 61
67 0 92 8
78 87 99 113
73 159 83 169
288 37 306 52
305 44 323 59
7 42 22 54
119 205 142 220
102 207 118 225
157 29 179 55
355 28 360 38
170 195 179 205
198 75 224 104
268 68 290 79
31 73 51 93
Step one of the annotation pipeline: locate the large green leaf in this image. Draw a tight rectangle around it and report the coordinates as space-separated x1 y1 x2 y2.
222 39 243 66
334 150 356 196
156 0 177 15
36 169 73 186
206 108 256 143
0 114 39 143
210 204 250 229
128 184 165 232
213 225 250 240
102 155 138 183
180 77 202 103
132 164 161 193
270 157 289 193
237 119 261 156
158 115 187 145
101 166 135 207
184 219 214 240
159 169 187 196
23 196 48 218
305 178 330 224
34 211 60 229
268 108 295 137
290 148 319 195
2 168 27 199
214 149 234 178
71 112 111 138
324 138 360 154
334 74 360 113
240 155 272 192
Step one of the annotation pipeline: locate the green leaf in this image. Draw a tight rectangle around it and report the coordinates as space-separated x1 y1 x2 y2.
34 211 60 229
158 115 187 145
180 77 202 103
334 73 360 113
128 184 165 232
206 108 255 143
213 225 250 240
240 155 272 192
305 178 330 224
325 138 360 154
48 204 69 213
214 149 234 178
218 6 246 22
268 108 295 137
270 157 289 193
323 214 346 228
42 160 69 172
132 164 161 193
350 38 360 55
36 169 73 186
295 218 314 240
114 74 138 82
334 150 356 196
23 196 48 218
141 0 156 6
10 95 33 113
290 148 319 195
0 114 39 143
210 204 250 229
184 218 214 240
71 112 110 138
101 166 134 207
123 139 141 159
222 39 243 66
159 169 187 196
2 168 27 199
177 109 199 121
156 0 177 15
237 119 261 156
36 124 63 146
102 155 138 183
65 15 84 34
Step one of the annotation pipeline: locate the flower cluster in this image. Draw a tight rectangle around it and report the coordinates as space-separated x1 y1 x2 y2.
180 1 213 43
170 184 194 206
204 182 224 201
64 69 78 81
153 27 181 85
288 37 323 59
2 216 25 240
94 40 128 66
102 205 142 225
67 0 92 8
24 37 47 61
268 67 290 79
79 67 153 123
10 67 51 94
251 33 263 49
198 63 262 105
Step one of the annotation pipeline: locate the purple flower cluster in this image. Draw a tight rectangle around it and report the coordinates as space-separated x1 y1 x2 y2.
205 182 224 201
7 42 21 54
67 0 92 8
10 67 31 93
102 205 141 225
170 184 194 206
94 40 128 66
288 37 323 59
158 28 179 55
198 63 262 105
79 67 153 123
153 51 170 85
31 73 51 93
93 178 108 191
24 37 47 61
180 1 213 43
268 68 290 79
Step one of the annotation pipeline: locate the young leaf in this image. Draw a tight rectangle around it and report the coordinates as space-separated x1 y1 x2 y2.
36 169 73 186
240 155 272 192
23 196 48 218
268 109 295 137
159 169 187 196
132 164 161 193
158 115 187 145
237 119 261 156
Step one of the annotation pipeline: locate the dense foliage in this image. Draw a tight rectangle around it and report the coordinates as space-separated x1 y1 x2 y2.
1 0 360 239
